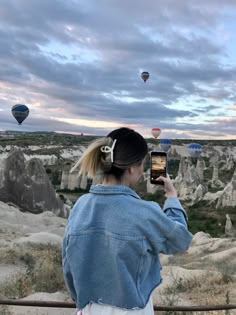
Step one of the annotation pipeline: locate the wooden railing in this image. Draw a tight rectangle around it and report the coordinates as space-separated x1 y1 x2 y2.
1 299 236 312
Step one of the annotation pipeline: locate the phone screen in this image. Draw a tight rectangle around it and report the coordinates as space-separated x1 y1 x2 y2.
150 151 167 184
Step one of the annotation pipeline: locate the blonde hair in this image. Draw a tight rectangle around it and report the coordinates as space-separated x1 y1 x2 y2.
73 137 113 178
70 127 148 180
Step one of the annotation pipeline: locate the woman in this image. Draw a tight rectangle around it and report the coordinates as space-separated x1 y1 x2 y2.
62 127 192 315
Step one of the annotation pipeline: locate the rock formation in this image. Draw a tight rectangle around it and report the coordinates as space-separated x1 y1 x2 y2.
225 214 236 237
67 169 80 190
145 168 162 194
208 149 220 168
210 160 224 189
216 167 236 209
174 157 205 200
0 149 68 217
220 154 235 171
60 167 70 190
192 184 208 204
0 159 6 189
195 157 206 181
60 164 102 191
60 168 87 190
168 147 181 160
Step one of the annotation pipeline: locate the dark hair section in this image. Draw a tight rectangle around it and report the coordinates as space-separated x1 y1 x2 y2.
77 127 148 180
104 127 148 179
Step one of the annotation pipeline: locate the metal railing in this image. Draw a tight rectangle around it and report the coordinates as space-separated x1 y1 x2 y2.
1 299 236 312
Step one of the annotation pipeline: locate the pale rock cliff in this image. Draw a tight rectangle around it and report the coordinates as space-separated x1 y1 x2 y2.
60 167 81 190
145 169 152 194
174 157 205 200
25 154 59 166
210 160 224 189
60 170 89 190
60 165 102 191
67 169 80 190
192 184 207 204
195 157 206 181
60 168 70 190
0 150 68 217
220 154 235 171
208 149 220 168
216 168 236 208
0 159 6 189
168 147 181 160
225 214 236 237
79 173 89 190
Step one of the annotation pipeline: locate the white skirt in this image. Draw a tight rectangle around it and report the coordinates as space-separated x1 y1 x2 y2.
77 296 154 315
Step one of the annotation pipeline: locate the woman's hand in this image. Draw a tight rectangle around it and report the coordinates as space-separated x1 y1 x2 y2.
156 174 177 198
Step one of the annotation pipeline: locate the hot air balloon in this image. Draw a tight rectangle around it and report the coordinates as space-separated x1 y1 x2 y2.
141 71 149 82
152 128 161 139
11 104 29 125
188 143 202 159
160 139 171 152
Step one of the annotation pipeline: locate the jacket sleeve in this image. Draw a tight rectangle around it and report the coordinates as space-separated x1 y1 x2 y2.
146 197 193 255
160 197 192 254
62 236 77 302
163 197 188 226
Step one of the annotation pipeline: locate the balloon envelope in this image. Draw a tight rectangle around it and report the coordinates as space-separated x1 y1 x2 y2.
152 128 161 138
188 143 202 158
141 71 149 82
160 139 172 152
11 104 29 125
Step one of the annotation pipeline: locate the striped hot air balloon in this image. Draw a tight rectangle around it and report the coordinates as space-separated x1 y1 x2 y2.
141 71 150 82
11 104 29 125
151 128 161 139
188 143 203 158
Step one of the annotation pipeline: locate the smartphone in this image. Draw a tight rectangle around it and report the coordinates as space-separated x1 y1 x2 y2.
150 151 167 185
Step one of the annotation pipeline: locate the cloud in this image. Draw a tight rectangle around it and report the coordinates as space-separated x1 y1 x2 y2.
228 105 236 110
0 0 236 138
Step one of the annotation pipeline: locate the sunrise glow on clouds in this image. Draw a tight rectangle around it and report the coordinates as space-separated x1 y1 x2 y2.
0 0 236 139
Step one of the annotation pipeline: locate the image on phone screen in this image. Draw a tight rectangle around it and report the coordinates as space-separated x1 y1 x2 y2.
150 152 167 184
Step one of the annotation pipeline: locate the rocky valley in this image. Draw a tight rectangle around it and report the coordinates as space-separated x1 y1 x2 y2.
0 132 236 314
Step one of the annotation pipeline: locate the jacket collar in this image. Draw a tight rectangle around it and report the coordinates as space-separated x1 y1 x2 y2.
89 185 141 199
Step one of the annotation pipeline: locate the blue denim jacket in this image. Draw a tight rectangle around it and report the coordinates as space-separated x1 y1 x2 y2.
62 185 193 310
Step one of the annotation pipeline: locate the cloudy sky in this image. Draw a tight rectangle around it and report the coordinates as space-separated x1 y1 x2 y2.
0 0 236 139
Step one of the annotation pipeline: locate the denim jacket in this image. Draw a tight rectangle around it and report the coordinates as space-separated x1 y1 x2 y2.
62 185 193 310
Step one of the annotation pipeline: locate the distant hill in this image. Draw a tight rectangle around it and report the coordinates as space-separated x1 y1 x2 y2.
0 131 99 147
2 130 236 146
